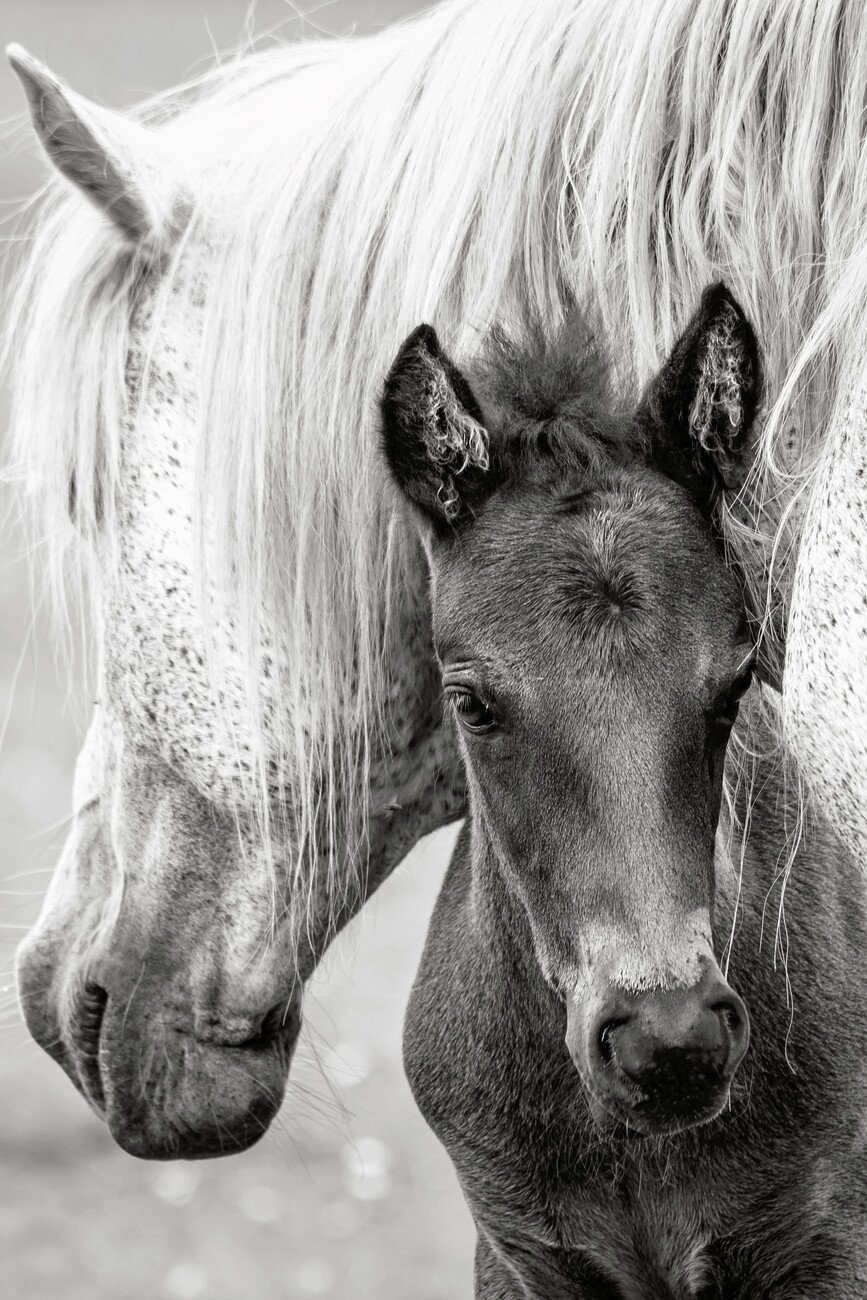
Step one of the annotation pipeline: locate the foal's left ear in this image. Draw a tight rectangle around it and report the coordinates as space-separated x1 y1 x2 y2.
381 325 495 535
635 283 761 508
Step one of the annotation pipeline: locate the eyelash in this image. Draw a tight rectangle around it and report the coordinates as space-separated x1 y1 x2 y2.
446 688 497 733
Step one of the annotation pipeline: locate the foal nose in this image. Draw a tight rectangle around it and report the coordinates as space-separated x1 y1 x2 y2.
589 968 749 1123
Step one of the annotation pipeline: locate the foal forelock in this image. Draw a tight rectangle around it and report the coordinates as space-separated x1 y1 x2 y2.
8 0 867 928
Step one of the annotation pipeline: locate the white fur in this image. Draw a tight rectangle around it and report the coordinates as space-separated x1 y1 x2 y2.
575 911 714 995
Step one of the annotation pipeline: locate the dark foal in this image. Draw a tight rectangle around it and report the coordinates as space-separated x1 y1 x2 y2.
381 286 867 1298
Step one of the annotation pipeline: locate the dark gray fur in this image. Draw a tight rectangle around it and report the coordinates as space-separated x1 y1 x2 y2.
405 755 867 1297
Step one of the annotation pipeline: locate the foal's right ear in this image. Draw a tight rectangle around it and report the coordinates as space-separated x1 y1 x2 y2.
8 44 188 256
381 325 495 535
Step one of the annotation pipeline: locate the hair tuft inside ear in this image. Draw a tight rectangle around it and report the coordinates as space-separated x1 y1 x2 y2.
381 326 493 532
689 286 760 457
636 281 761 509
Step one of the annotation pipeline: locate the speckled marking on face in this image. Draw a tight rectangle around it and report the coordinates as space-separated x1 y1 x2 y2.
785 376 867 864
20 250 467 1122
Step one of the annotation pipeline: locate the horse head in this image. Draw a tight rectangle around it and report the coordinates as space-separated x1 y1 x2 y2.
9 48 461 1159
383 284 760 1135
7 47 306 1159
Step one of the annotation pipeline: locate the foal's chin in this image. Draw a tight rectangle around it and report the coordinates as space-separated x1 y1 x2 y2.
584 1081 732 1139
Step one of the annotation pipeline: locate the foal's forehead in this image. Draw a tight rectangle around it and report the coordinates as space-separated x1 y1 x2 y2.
437 469 737 660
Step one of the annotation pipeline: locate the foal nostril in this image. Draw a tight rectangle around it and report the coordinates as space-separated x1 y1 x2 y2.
577 969 750 1129
596 1017 626 1067
710 990 750 1070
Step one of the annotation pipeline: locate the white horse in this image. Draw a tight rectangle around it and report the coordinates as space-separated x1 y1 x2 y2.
5 0 866 1160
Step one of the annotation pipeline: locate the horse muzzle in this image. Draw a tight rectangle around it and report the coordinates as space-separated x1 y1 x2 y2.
17 929 303 1160
566 960 750 1136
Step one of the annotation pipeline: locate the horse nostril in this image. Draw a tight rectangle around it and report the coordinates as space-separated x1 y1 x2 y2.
193 998 302 1049
75 982 108 1110
239 1003 296 1050
79 983 108 1057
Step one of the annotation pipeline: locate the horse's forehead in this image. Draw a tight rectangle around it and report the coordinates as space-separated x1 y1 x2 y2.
100 279 276 811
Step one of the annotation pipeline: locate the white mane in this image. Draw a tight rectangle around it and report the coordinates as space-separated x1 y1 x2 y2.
6 0 867 881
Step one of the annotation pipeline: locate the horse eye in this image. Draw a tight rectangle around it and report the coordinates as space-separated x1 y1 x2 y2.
712 665 755 729
448 688 497 733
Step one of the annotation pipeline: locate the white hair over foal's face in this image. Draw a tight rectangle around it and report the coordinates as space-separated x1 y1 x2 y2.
10 49 462 1158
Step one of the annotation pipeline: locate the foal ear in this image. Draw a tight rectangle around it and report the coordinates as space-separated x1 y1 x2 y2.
635 283 760 508
8 44 188 256
381 325 494 534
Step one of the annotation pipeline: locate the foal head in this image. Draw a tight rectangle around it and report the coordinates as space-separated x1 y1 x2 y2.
383 285 760 1136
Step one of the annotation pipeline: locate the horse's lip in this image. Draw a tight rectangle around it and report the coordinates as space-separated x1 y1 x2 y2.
57 978 303 1156
97 999 301 1159
72 982 108 1114
583 1077 730 1138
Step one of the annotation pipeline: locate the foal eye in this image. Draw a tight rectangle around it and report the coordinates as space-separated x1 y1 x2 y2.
447 688 497 733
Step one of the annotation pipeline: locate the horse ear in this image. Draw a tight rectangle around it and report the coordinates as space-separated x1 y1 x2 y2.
7 44 188 256
635 283 761 507
381 325 495 534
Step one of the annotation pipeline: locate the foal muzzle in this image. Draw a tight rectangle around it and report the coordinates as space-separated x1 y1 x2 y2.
567 960 750 1135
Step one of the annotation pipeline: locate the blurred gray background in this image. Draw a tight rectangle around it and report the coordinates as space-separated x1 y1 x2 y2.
0 2 473 1297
